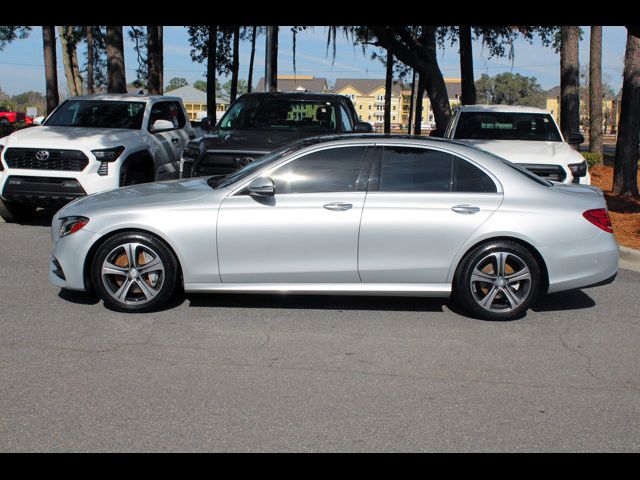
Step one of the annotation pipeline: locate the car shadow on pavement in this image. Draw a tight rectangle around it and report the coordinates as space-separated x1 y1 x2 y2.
58 289 101 305
531 289 596 312
186 292 449 313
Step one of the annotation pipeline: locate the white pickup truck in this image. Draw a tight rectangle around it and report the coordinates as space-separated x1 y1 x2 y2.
0 94 195 222
444 105 590 185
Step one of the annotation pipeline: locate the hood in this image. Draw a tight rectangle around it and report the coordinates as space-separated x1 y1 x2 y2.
58 177 214 217
459 139 585 166
4 126 142 149
198 128 327 152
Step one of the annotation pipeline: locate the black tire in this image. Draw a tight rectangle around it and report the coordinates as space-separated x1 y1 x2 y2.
91 231 179 313
0 118 9 126
454 240 542 321
0 199 37 223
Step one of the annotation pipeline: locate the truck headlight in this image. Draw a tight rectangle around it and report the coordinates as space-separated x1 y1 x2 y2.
59 216 89 238
568 160 587 178
92 146 124 176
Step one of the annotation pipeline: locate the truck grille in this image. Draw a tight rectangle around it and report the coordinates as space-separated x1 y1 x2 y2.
4 148 89 171
517 163 567 183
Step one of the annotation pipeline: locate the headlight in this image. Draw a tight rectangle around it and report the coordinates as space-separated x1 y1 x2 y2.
568 160 587 178
59 216 89 238
92 146 125 162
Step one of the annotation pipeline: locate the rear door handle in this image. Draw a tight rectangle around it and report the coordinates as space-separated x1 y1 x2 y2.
323 202 353 211
451 205 480 214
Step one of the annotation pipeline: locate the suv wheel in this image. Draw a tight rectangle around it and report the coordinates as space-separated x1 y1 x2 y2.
0 199 37 223
455 241 541 321
91 231 178 312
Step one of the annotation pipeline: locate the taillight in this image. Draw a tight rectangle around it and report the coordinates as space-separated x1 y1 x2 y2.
583 208 613 233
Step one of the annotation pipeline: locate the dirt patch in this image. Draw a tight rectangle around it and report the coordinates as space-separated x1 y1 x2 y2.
589 164 640 249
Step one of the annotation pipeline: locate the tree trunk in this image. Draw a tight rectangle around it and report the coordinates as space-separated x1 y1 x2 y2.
560 26 580 143
459 25 476 105
147 26 163 95
414 73 425 135
106 26 127 93
265 26 278 92
86 26 94 94
421 26 451 135
206 25 217 120
58 26 83 96
613 29 640 197
384 50 393 134
230 26 240 102
247 26 257 93
407 69 416 134
589 26 603 157
42 26 59 115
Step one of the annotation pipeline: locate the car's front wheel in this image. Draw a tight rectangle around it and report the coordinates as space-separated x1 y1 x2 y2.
91 231 179 312
455 241 542 321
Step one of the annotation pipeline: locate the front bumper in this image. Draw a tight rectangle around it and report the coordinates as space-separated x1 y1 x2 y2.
49 227 98 291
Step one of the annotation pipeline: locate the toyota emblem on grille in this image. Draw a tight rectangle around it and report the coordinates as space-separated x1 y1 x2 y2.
35 150 50 161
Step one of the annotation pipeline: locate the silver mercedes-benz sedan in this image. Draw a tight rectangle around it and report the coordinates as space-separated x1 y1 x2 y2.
49 134 618 320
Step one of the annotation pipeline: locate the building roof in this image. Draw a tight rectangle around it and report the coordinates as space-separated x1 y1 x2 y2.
330 78 403 96
165 85 229 105
254 76 328 93
546 86 561 98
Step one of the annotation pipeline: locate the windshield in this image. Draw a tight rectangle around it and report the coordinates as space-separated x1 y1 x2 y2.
45 100 146 129
219 98 338 132
454 111 562 142
208 137 329 189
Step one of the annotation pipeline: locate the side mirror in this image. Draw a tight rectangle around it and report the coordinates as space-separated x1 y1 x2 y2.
151 119 175 132
353 122 373 133
429 128 444 138
247 176 275 197
33 116 45 126
568 132 585 145
200 116 212 131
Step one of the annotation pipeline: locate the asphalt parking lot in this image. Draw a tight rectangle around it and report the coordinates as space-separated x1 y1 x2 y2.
1 211 639 452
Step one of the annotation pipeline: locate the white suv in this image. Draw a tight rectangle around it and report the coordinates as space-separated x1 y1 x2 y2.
444 105 590 185
0 94 195 222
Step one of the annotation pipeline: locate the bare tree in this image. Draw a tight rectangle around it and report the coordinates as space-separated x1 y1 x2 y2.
613 27 640 197
407 69 416 134
42 26 59 114
384 50 393 133
414 73 426 135
86 26 94 94
229 26 240 102
58 26 84 96
589 26 603 157
560 26 580 141
106 26 127 93
247 26 257 93
207 25 218 119
147 26 163 94
459 25 476 105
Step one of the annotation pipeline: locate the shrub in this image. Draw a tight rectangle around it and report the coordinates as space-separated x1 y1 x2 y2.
581 152 601 167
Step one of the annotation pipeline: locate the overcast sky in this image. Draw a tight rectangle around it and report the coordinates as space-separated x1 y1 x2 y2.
0 26 629 97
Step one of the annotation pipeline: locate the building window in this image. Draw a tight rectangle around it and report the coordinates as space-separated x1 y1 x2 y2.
392 105 396 110
368 105 372 110
359 105 362 110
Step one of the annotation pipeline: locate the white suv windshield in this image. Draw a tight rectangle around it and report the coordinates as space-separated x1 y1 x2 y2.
45 100 146 129
454 112 562 142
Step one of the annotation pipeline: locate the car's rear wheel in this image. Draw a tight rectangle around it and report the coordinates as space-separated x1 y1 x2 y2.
91 231 178 312
455 241 541 321
0 199 37 223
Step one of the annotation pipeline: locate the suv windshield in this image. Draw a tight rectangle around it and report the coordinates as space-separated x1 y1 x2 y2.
454 111 562 142
219 98 338 132
45 100 146 129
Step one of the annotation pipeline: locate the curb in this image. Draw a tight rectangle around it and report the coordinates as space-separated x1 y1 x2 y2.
619 245 640 272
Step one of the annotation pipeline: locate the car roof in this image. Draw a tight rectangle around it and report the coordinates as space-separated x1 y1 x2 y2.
66 94 179 103
457 104 549 114
236 92 349 102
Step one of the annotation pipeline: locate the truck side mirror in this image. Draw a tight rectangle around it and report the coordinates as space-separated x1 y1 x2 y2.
568 132 585 145
354 122 373 133
33 116 45 126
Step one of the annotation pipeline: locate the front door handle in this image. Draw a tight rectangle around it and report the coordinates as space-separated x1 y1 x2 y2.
323 202 353 211
171 137 180 144
451 204 480 214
